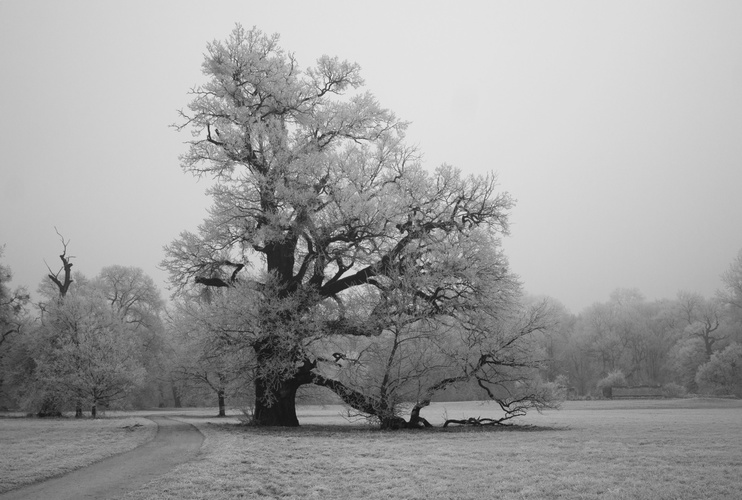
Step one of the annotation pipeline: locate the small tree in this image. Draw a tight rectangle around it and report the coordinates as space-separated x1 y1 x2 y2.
169 301 251 416
669 337 708 393
94 265 170 409
32 291 146 416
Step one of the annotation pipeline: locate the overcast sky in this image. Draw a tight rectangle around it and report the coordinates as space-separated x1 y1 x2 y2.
1 0 741 313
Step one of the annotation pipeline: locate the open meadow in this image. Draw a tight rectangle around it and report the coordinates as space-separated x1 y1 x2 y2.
2 399 741 499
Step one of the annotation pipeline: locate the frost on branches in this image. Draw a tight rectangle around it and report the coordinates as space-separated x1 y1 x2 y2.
164 25 561 427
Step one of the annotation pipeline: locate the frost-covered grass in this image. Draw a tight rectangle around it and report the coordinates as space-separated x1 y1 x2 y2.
2 400 740 499
119 398 742 500
0 415 156 493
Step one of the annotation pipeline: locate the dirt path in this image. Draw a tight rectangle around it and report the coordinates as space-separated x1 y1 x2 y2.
0 416 204 500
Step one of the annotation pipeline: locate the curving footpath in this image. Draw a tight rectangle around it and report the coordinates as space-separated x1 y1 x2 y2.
0 416 204 500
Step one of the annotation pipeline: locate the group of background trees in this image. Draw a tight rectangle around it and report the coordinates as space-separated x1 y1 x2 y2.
536 254 742 399
1 26 741 425
0 237 250 417
2 240 740 422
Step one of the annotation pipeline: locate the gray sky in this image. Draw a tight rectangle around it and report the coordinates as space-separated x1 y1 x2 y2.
1 0 741 313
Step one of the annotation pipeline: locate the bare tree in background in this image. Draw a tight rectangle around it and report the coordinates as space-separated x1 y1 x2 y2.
677 291 725 360
46 229 74 300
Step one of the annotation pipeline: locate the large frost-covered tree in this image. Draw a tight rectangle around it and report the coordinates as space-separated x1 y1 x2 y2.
164 25 556 427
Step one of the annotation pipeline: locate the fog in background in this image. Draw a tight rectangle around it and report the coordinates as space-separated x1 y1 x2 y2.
1 0 741 313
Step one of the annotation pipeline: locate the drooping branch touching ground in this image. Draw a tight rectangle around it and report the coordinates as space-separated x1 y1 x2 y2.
311 373 428 429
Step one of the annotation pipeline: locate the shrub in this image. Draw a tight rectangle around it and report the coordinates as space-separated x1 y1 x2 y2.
696 343 742 397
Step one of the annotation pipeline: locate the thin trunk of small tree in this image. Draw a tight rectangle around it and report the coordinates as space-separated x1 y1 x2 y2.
217 388 226 417
217 373 227 416
171 383 182 408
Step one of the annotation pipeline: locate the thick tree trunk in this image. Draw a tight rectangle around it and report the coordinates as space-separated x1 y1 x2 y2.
253 377 301 426
250 319 306 426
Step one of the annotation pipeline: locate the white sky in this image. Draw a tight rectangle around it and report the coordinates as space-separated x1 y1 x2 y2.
1 0 741 314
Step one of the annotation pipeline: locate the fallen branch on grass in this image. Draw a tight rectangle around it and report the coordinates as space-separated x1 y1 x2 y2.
443 416 509 427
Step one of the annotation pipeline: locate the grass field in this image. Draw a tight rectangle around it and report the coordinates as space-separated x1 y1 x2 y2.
2 399 741 499
0 416 155 493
